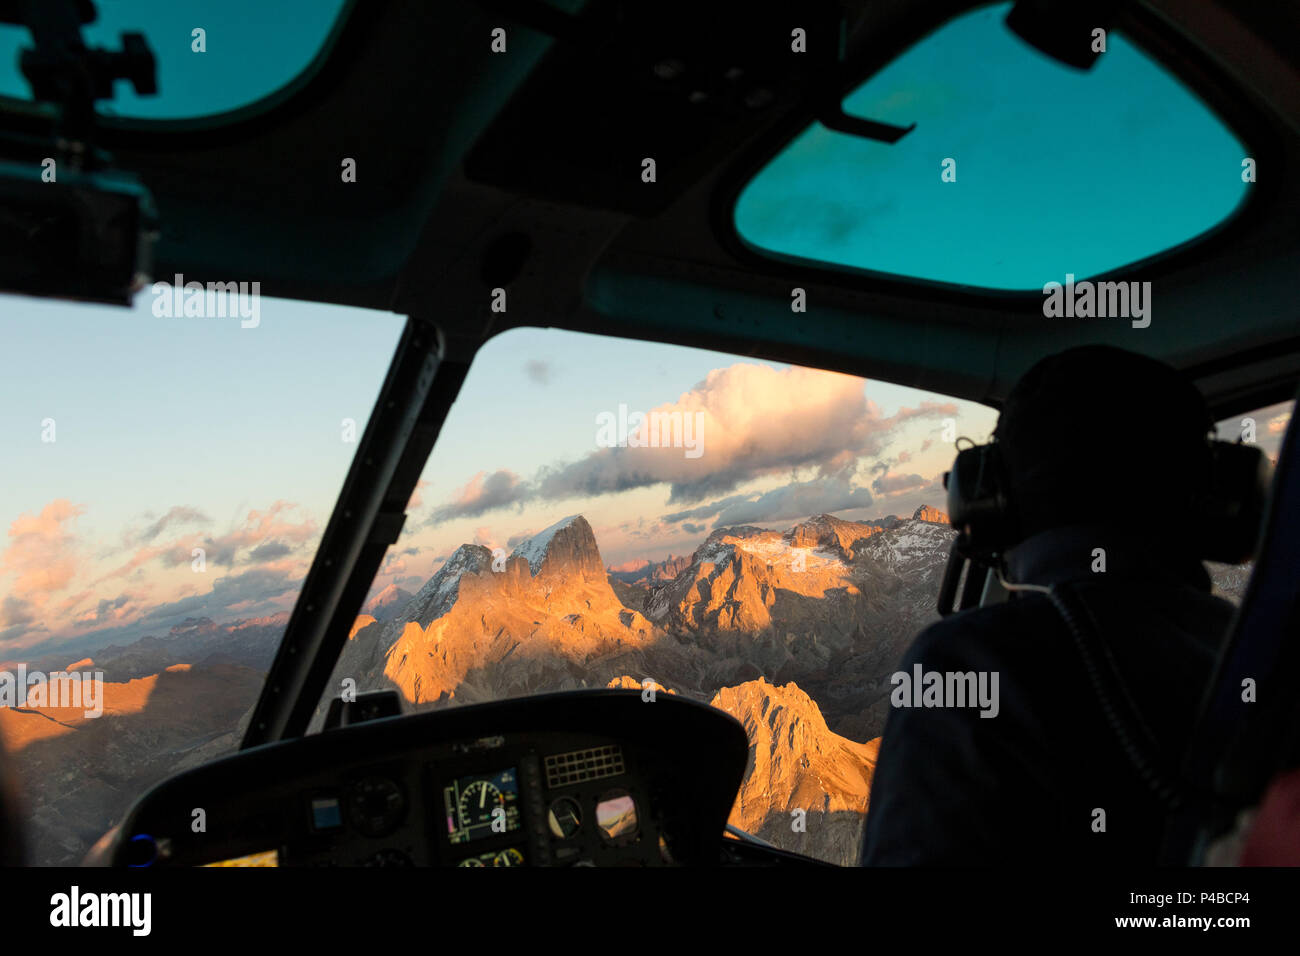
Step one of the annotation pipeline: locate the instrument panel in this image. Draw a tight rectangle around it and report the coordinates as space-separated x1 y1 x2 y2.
105 690 749 868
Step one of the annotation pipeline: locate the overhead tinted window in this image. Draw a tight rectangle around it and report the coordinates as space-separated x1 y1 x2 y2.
0 0 350 121
734 2 1251 290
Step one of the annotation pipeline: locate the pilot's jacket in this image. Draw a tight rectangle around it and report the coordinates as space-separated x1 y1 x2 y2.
860 524 1235 866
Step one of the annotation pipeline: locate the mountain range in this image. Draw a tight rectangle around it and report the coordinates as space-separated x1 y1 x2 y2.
322 505 956 862
4 502 1254 866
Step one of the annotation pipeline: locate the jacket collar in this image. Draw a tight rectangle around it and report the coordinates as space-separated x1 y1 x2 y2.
1002 523 1213 591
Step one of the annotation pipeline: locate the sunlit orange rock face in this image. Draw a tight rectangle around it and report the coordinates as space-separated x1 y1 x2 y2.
711 678 879 866
1 658 264 863
912 504 949 525
369 517 656 706
597 673 878 864
0 673 159 752
605 675 675 695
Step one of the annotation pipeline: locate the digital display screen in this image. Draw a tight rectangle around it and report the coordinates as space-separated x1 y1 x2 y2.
310 796 342 831
595 791 638 843
443 767 521 844
202 849 278 867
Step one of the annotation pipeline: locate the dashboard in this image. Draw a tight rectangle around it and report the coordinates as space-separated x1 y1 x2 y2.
101 690 762 867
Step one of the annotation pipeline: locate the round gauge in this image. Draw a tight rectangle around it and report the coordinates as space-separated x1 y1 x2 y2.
345 776 406 838
457 780 504 828
493 847 525 867
547 796 583 839
458 856 486 867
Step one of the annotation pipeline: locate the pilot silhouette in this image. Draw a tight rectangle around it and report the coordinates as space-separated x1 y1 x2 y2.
862 346 1243 865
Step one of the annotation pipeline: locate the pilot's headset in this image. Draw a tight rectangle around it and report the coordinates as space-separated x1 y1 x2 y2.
943 426 1273 569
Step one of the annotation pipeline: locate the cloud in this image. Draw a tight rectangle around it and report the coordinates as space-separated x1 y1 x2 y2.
101 500 317 579
898 450 912 463
0 499 84 610
137 506 210 543
665 477 875 530
74 593 136 627
430 470 528 523
1268 411 1291 435
524 360 553 385
248 541 293 562
662 492 754 524
682 522 706 534
506 528 538 549
140 566 298 624
872 472 927 496
0 595 36 630
539 364 894 504
406 480 431 511
427 363 958 522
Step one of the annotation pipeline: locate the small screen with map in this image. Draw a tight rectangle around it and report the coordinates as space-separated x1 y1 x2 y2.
442 767 521 844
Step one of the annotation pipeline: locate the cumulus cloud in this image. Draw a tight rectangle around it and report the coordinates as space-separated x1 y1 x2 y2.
665 477 875 530
430 470 528 523
248 541 293 562
426 363 957 520
872 472 928 496
0 500 84 614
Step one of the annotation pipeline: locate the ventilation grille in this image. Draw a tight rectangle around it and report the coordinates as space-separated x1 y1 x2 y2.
545 745 625 789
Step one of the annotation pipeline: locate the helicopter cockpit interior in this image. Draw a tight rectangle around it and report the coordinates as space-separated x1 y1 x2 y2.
0 0 1298 888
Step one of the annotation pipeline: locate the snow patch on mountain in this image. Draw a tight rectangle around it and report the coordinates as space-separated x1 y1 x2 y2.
860 520 953 572
511 514 583 574
405 544 494 625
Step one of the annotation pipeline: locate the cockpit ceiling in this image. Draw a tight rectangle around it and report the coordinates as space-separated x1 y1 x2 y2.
4 0 1294 409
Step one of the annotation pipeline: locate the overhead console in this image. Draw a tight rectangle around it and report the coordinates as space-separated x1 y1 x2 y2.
101 690 751 867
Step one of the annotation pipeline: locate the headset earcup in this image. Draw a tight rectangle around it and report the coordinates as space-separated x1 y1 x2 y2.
1199 442 1272 564
947 444 1013 556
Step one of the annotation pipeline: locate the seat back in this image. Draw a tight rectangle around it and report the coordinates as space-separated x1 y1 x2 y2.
1173 389 1300 862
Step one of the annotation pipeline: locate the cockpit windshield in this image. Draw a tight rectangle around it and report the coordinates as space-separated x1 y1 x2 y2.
0 287 401 863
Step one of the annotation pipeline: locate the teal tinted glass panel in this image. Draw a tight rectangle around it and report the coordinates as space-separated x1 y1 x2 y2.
0 0 349 120
734 2 1250 290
